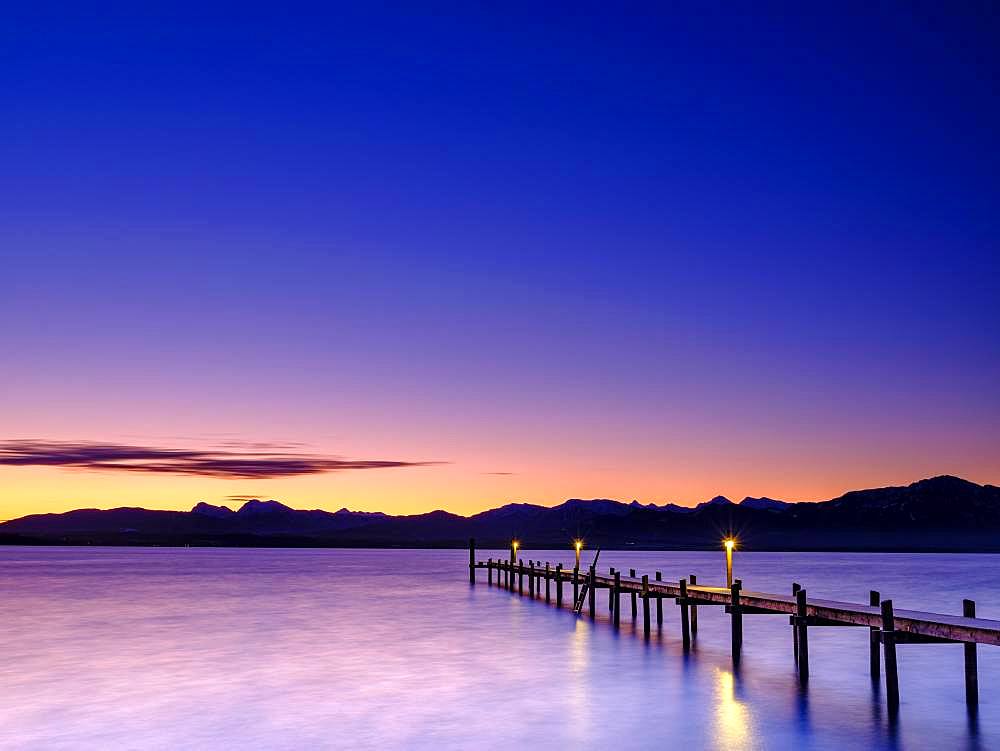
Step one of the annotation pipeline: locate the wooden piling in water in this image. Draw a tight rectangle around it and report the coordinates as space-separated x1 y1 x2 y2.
588 565 596 618
881 599 899 712
529 561 535 597
642 575 650 638
518 561 525 596
679 578 691 649
655 571 663 625
731 579 743 664
689 574 698 634
796 588 809 683
487 558 493 585
630 568 637 619
573 566 579 605
469 539 476 585
791 582 801 663
556 564 563 607
869 590 880 679
608 568 616 612
545 563 551 603
964 599 979 707
613 570 621 628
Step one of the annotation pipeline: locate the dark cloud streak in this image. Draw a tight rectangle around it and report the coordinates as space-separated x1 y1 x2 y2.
0 440 442 479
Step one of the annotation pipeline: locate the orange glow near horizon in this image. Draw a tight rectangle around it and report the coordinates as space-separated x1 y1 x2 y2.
2 457 1000 522
1 421 998 522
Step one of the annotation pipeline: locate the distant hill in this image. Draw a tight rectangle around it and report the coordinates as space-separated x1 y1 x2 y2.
739 497 791 511
1 476 999 551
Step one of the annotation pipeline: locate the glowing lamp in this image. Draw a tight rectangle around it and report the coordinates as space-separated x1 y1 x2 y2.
723 538 736 586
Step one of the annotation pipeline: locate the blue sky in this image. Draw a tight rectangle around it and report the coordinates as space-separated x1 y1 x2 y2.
2 3 998 515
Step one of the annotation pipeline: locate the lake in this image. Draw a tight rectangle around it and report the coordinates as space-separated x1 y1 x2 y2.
1 547 997 749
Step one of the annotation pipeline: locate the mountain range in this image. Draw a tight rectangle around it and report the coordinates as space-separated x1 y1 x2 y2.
2 475 998 551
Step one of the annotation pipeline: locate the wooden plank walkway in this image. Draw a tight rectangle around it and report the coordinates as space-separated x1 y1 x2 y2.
470 540 999 715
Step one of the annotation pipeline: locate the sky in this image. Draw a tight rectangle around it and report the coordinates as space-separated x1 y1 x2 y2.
2 3 998 519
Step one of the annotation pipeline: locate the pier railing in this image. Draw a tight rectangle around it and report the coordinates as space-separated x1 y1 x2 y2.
468 539 998 715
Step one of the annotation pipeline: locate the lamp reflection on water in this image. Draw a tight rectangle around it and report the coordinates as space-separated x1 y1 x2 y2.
566 618 592 741
713 667 754 750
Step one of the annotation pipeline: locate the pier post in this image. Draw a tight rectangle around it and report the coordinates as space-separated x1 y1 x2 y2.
573 566 580 605
869 590 880 679
964 599 979 708
796 588 809 683
545 563 551 603
588 565 596 619
469 538 476 584
881 599 899 712
679 578 691 649
519 561 525 596
630 569 637 619
642 575 650 638
655 571 663 626
529 561 535 597
609 568 616 612
731 579 743 664
690 574 698 634
611 571 622 628
487 558 493 585
791 582 801 663
556 564 563 607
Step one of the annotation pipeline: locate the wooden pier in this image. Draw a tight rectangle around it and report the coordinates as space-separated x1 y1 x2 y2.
470 540 999 715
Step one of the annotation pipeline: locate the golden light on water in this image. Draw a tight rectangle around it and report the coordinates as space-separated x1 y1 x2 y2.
713 668 753 749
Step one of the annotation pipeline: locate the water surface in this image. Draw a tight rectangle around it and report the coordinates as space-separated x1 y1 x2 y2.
1 547 996 749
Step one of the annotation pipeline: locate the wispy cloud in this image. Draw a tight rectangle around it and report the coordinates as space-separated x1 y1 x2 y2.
483 471 515 475
0 440 442 480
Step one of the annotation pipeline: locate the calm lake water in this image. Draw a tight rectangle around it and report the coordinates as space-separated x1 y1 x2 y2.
1 547 997 750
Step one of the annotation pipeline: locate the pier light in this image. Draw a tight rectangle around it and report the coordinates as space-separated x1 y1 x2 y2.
723 538 736 586
511 540 520 563
573 539 583 569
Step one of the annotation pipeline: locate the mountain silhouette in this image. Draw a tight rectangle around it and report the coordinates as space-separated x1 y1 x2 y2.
237 499 294 516
1 476 998 551
739 497 790 511
191 502 235 518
